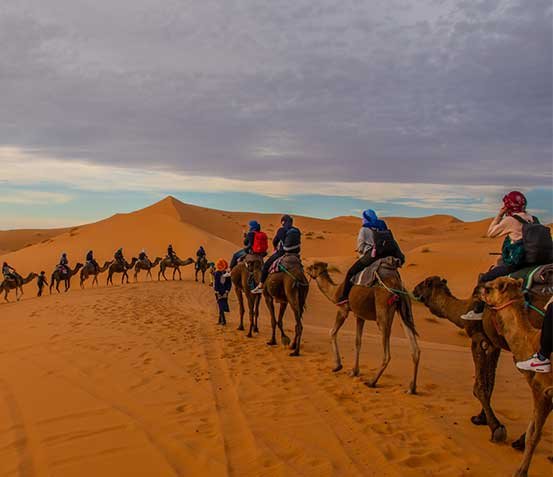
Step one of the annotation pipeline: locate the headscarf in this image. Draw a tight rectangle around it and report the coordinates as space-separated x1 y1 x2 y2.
248 220 261 232
502 191 527 215
362 209 387 231
216 258 228 271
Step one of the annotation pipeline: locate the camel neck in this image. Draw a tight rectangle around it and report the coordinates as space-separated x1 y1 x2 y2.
496 304 540 361
315 272 340 303
429 291 473 329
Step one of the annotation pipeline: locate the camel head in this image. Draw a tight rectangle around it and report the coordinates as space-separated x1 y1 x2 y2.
306 262 328 279
412 276 451 305
480 277 524 307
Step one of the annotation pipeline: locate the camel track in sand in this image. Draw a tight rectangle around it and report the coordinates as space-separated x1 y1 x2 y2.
0 280 550 476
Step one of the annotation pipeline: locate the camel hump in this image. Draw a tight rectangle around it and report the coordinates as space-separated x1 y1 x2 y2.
244 253 263 265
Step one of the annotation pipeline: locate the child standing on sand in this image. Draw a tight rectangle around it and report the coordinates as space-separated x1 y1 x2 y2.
213 259 232 325
37 271 48 296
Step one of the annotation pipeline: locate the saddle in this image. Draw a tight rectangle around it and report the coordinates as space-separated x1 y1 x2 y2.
57 265 70 277
351 256 403 288
269 253 303 274
509 263 553 296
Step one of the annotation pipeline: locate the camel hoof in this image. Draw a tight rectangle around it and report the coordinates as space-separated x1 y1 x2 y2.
289 351 300 357
281 336 291 347
364 380 377 388
405 387 417 395
471 411 488 426
267 340 277 346
246 333 253 338
349 369 360 377
289 343 297 350
332 365 343 372
253 327 259 333
237 325 244 331
511 434 526 451
491 425 507 443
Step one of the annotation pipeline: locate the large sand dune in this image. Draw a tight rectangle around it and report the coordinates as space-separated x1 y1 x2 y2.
0 196 550 476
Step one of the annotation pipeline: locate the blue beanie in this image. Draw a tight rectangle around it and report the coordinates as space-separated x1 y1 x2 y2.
248 220 260 231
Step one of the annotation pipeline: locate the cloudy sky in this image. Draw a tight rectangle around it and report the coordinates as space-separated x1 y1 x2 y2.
1 0 551 228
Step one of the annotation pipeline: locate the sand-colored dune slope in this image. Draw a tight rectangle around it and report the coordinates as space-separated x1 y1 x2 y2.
0 277 550 477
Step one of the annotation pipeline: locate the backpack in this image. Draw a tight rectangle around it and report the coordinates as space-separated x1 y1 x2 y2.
513 215 553 265
373 229 405 265
283 227 301 252
252 231 269 254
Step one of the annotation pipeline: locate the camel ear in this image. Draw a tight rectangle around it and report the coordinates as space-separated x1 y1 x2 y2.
441 278 448 285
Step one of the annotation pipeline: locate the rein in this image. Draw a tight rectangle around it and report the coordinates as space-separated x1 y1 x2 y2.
374 271 420 301
490 299 519 312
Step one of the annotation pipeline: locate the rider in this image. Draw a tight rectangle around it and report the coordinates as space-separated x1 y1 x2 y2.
461 191 542 321
336 209 400 306
86 250 99 272
2 262 17 281
59 252 70 274
516 297 552 373
114 247 125 265
37 271 48 297
251 215 299 294
229 220 262 270
196 246 206 269
138 249 148 261
167 244 177 264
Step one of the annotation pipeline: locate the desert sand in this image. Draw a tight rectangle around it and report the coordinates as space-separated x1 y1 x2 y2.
0 196 550 476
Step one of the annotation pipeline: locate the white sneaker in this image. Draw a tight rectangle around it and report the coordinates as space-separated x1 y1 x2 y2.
460 310 484 321
516 354 551 373
251 284 263 294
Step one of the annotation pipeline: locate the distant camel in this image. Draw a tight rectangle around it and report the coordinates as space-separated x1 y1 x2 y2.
107 258 138 285
158 257 194 281
263 259 309 356
306 262 420 394
231 256 263 337
80 260 112 288
1 273 38 302
195 256 209 283
50 263 83 294
134 257 162 282
481 277 551 477
413 276 547 446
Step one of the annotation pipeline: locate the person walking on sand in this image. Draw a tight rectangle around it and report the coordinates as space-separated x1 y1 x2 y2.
37 271 48 297
213 259 232 325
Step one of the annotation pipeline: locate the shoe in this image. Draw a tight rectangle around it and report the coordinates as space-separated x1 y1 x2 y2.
516 354 551 373
460 310 484 321
251 284 263 294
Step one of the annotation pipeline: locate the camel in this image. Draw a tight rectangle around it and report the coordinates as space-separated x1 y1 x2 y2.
263 260 309 356
1 273 38 302
80 261 112 288
195 256 209 283
50 263 83 294
107 258 138 286
480 277 551 477
231 256 263 337
306 262 420 393
158 257 195 281
134 257 161 282
413 276 547 446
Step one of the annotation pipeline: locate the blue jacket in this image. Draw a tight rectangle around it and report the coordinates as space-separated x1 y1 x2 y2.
214 271 232 295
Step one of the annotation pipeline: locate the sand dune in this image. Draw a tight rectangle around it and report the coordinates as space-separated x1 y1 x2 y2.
0 197 550 476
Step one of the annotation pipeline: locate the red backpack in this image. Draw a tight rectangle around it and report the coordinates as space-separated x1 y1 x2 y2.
252 231 269 254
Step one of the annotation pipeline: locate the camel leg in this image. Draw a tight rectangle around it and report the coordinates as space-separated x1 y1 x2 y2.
289 306 303 357
253 295 260 333
236 289 245 331
134 270 138 282
365 306 393 388
330 310 348 372
470 335 506 442
514 395 551 477
202 271 205 284
265 294 278 345
277 303 290 346
399 318 421 395
246 296 256 338
350 317 365 377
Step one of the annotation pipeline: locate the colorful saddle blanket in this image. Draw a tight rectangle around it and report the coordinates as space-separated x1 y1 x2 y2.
269 253 303 274
509 263 553 295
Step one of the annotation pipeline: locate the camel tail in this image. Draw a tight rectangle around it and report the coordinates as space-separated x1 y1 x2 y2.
398 293 418 337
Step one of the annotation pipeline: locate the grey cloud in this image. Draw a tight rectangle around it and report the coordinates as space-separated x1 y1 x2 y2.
0 0 551 186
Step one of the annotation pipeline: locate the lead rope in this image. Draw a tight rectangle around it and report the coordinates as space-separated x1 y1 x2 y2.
374 271 420 301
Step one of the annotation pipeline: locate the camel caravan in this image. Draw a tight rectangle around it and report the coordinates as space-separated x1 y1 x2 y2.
1 190 552 476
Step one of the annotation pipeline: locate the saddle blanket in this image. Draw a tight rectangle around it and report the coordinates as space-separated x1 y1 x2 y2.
509 263 553 295
269 253 303 274
352 256 402 288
